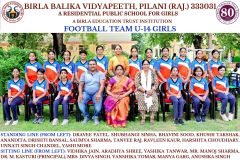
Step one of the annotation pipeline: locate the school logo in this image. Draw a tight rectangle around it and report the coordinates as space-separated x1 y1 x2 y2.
2 1 24 23
216 1 239 24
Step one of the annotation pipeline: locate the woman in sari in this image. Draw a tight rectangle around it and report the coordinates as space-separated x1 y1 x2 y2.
135 60 159 125
105 65 134 127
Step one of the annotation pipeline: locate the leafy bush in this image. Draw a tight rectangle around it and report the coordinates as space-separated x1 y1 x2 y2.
233 56 240 62
0 47 44 94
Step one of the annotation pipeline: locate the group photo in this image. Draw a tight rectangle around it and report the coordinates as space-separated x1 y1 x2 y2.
0 33 239 131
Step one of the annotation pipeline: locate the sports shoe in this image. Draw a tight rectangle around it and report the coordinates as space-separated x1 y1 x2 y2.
178 119 184 125
82 117 90 124
5 120 11 126
33 117 39 124
38 117 44 124
228 113 234 121
194 115 201 123
220 113 229 121
61 119 68 125
201 115 206 122
52 118 58 125
94 117 100 125
174 119 179 125
12 120 18 126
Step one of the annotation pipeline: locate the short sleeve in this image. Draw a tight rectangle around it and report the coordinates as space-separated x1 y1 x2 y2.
33 81 37 91
43 62 47 70
124 57 130 73
204 79 208 90
44 81 48 91
226 77 229 88
212 78 216 87
154 60 160 71
19 80 24 91
68 82 72 91
191 62 195 71
7 81 11 90
56 62 60 73
204 62 207 71
100 73 105 80
57 82 60 91
80 72 85 82
108 58 113 75
24 64 27 73
105 58 109 70
109 77 116 85
188 60 191 69
166 79 171 90
71 62 75 74
179 79 183 90
75 62 78 73
190 79 194 90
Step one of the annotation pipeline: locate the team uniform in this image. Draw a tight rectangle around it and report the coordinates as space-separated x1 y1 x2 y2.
129 58 142 81
75 61 88 80
212 76 235 115
53 80 72 120
44 61 60 84
25 62 42 85
94 56 108 74
231 69 240 88
166 78 185 120
190 77 210 119
4 79 25 121
149 59 157 71
191 59 207 74
60 62 75 80
208 60 224 81
155 58 173 83
174 57 191 81
29 80 49 117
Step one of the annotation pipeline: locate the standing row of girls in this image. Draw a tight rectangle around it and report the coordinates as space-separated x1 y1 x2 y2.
3 45 236 126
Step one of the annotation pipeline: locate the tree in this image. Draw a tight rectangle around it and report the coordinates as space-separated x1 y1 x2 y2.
131 33 145 54
5 33 46 50
181 33 207 49
52 33 66 58
146 33 179 48
216 33 240 51
145 33 208 49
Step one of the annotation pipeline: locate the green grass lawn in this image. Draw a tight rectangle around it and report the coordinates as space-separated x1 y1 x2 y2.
0 101 239 131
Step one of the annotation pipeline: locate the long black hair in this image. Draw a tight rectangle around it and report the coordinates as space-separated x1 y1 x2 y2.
62 50 71 61
29 51 38 62
193 66 204 77
211 49 219 55
129 46 138 59
234 63 240 72
11 67 21 78
48 50 56 60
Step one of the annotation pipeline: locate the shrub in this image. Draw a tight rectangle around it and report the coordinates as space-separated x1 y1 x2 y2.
233 56 240 62
0 47 44 94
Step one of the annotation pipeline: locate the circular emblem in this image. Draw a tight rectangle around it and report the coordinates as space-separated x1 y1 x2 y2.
216 1 239 24
2 1 24 23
